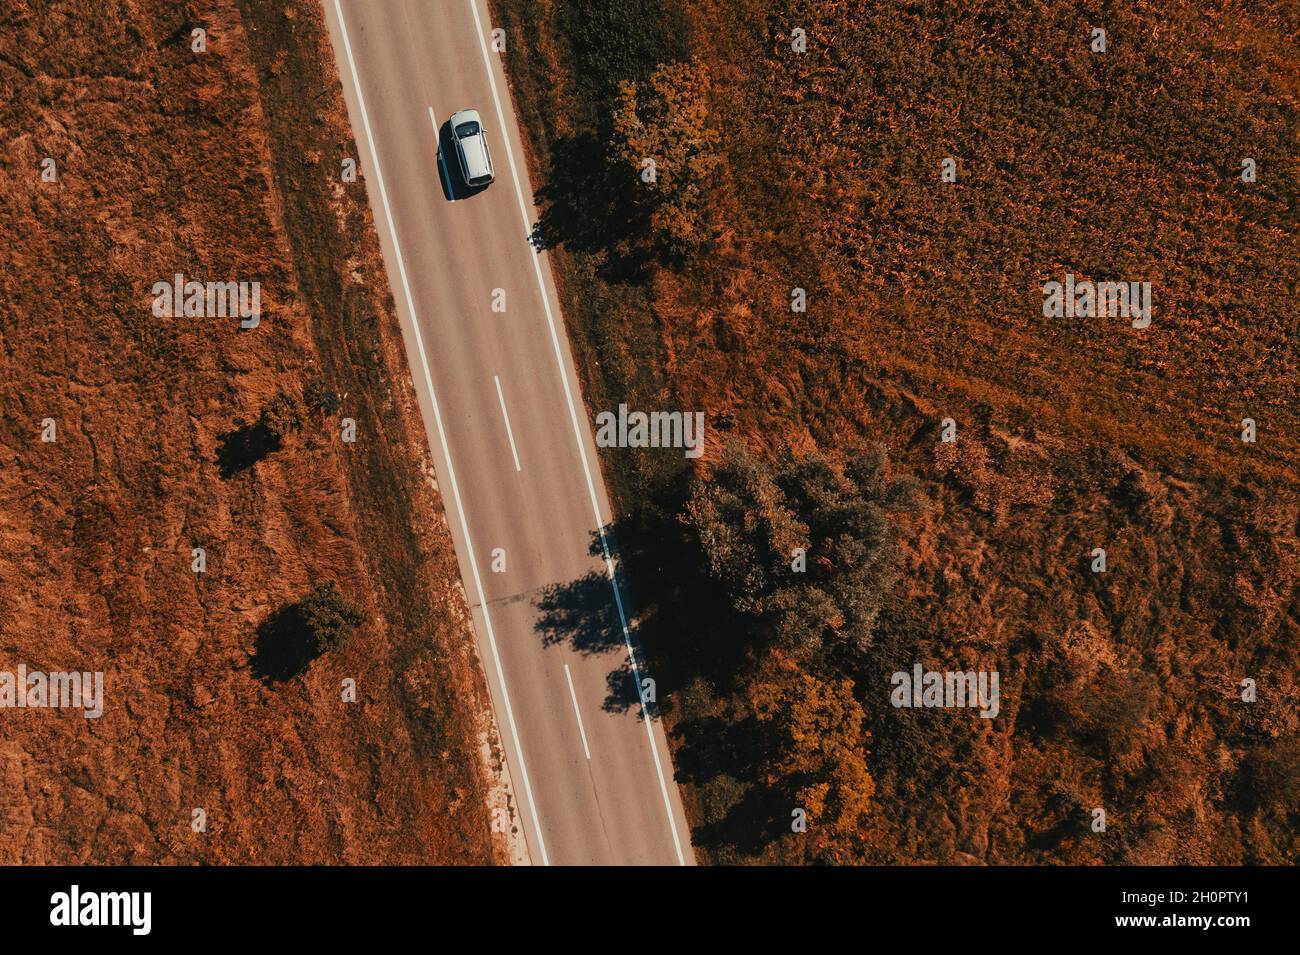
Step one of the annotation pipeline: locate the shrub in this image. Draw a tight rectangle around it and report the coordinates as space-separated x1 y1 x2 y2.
751 670 874 843
611 58 722 258
685 440 915 661
299 581 365 653
1243 738 1300 814
258 390 306 441
304 378 340 416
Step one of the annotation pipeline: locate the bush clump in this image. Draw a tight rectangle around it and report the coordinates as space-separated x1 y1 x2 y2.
298 581 365 653
259 390 306 441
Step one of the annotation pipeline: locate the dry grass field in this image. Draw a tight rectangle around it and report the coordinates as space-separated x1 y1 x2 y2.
492 0 1298 863
0 0 502 864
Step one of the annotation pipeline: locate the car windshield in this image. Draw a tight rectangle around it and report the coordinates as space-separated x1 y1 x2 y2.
456 121 480 138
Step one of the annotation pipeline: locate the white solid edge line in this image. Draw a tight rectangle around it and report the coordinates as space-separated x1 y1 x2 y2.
563 664 592 761
468 0 687 865
332 0 549 867
494 375 523 472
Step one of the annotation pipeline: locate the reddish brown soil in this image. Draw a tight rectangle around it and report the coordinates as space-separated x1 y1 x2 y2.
0 0 502 864
491 0 1298 864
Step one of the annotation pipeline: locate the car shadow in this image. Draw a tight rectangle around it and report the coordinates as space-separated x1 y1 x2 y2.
436 120 489 202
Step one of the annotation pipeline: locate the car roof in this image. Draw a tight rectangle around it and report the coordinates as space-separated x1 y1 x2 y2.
451 110 491 179
450 108 482 129
460 131 491 180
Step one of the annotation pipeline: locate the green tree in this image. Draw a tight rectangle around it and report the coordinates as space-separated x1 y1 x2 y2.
751 670 874 842
685 442 805 615
611 58 722 257
259 390 306 442
685 440 917 661
304 378 340 416
298 581 365 653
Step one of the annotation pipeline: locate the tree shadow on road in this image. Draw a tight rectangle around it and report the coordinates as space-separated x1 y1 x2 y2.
530 471 751 727
534 565 656 719
536 568 623 656
529 472 791 855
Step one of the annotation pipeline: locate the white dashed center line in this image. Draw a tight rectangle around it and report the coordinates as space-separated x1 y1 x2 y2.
493 375 522 472
563 664 591 761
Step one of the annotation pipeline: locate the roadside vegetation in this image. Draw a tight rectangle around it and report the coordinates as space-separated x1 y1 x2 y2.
0 0 501 863
492 0 1298 863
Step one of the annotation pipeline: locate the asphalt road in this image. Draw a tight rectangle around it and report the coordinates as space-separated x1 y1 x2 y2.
322 0 694 865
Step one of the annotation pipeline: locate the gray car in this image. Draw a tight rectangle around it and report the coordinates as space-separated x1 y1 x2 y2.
449 108 494 188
